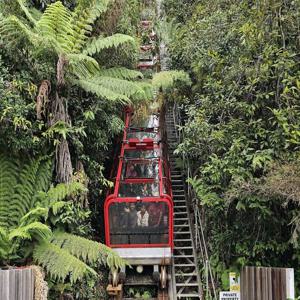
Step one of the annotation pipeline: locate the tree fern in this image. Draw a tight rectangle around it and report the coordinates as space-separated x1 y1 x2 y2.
17 0 37 25
75 79 131 104
0 0 153 107
33 231 126 283
0 153 18 228
8 222 52 241
83 34 136 56
33 241 97 283
69 0 110 53
152 70 191 90
51 231 125 268
98 67 143 80
36 1 73 53
0 15 39 47
0 153 124 280
67 54 100 78
91 76 147 100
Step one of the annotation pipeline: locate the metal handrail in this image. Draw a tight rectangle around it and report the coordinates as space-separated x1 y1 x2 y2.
172 102 217 300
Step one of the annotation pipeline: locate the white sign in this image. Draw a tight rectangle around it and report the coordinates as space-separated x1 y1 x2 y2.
219 292 240 300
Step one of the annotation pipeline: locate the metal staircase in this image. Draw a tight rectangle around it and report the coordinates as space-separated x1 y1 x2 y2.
165 107 203 300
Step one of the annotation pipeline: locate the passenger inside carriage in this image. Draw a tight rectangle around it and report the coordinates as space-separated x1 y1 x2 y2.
109 201 169 245
137 204 149 227
148 202 163 228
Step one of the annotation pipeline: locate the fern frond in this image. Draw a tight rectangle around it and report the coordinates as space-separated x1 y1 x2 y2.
0 227 7 238
10 157 44 225
9 222 52 241
0 15 39 47
152 70 191 90
34 157 53 195
52 231 126 269
67 54 100 78
0 154 18 228
20 207 49 226
83 34 135 56
36 1 73 53
69 0 110 53
33 240 97 283
138 82 154 101
46 182 86 205
91 76 147 100
98 67 143 80
17 0 37 25
50 201 67 215
75 79 131 104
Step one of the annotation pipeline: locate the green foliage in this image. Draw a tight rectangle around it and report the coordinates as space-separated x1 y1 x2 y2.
84 34 135 56
0 152 124 284
152 70 191 91
165 0 300 292
0 0 151 104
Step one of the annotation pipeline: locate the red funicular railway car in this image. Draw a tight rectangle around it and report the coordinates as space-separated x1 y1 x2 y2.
104 107 173 286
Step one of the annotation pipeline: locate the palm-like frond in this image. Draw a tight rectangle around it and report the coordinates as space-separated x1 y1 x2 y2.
17 0 37 25
8 222 52 241
67 54 100 78
0 15 39 47
0 154 18 228
98 67 143 80
152 70 192 90
69 0 110 53
75 79 131 104
33 241 97 283
20 207 49 226
83 34 136 56
51 231 126 268
92 76 147 100
46 182 86 205
36 1 73 53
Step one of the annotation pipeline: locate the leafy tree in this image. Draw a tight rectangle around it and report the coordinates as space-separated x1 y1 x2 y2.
0 152 124 283
0 0 150 183
164 0 300 292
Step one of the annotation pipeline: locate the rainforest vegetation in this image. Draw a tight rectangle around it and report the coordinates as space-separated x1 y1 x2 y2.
163 0 300 293
0 0 299 299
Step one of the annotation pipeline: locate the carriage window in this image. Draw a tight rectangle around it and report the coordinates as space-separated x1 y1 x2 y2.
118 182 159 197
122 160 159 179
127 130 160 142
109 201 169 245
130 114 159 128
124 149 160 159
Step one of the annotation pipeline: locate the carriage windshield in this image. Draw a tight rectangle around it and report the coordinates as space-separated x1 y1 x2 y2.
109 201 169 245
127 129 160 142
130 114 159 128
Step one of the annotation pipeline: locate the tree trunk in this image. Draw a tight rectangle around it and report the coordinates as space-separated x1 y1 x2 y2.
51 55 73 183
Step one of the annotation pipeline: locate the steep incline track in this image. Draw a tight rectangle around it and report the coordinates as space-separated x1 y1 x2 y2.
166 108 202 299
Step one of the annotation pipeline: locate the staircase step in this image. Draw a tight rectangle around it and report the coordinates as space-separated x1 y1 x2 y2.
174 246 193 250
174 294 200 298
173 255 194 258
174 231 191 234
174 218 189 222
174 264 196 267
175 273 197 277
174 239 192 242
176 283 199 287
